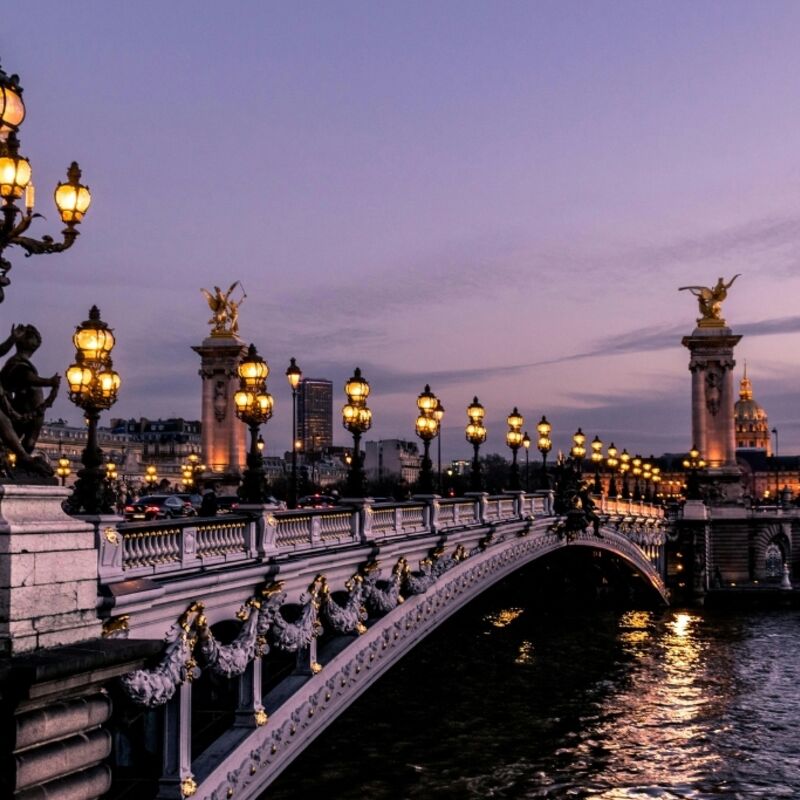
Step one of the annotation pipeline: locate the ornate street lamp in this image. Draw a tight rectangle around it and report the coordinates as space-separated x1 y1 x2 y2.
56 455 71 486
619 449 631 499
181 453 205 489
65 306 120 514
571 427 586 475
285 357 302 508
342 367 371 496
434 399 445 494
682 445 706 500
606 443 619 497
590 435 603 494
144 465 158 491
234 344 274 503
0 62 92 303
257 434 265 453
465 396 487 492
415 384 440 493
522 431 531 492
631 454 643 501
505 407 524 491
651 465 662 505
642 458 653 502
536 415 552 489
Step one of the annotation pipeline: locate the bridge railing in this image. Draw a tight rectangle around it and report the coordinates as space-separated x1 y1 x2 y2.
96 491 662 585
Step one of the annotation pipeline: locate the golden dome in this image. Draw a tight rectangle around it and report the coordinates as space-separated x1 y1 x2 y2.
734 364 771 452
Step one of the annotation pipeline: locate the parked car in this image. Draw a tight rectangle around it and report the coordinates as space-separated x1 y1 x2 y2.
124 494 194 521
296 494 339 509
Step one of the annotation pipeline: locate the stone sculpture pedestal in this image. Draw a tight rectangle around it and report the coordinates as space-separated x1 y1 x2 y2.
682 323 742 502
192 333 247 487
0 484 102 655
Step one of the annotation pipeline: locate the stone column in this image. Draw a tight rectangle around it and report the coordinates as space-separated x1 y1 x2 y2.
682 323 742 499
0 485 102 655
192 334 247 484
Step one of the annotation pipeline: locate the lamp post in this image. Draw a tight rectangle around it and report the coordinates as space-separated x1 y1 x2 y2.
65 306 120 514
590 435 603 494
285 357 302 508
505 407 524 491
434 400 445 494
56 454 71 487
606 443 619 497
234 344 274 504
465 397 487 492
619 449 631 499
642 459 652 502
771 426 779 500
144 465 158 492
536 415 552 489
570 428 586 476
181 453 205 489
682 445 706 500
631 455 643 501
415 384 440 494
0 62 92 303
522 431 531 492
342 367 372 497
651 465 662 505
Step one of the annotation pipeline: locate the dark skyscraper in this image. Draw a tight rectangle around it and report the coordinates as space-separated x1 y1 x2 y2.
297 378 333 453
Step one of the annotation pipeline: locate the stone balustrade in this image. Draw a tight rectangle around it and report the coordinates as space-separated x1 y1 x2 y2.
95 492 664 586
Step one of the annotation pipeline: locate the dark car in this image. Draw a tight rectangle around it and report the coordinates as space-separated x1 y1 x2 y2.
296 494 339 509
124 494 194 521
176 493 201 513
216 495 241 514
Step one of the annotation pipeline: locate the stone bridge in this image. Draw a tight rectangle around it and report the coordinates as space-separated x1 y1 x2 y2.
93 492 667 799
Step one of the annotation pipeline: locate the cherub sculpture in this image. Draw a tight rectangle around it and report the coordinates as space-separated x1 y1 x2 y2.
200 282 246 335
679 275 740 323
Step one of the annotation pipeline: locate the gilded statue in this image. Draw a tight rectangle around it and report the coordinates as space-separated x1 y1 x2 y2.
679 275 740 325
200 281 246 335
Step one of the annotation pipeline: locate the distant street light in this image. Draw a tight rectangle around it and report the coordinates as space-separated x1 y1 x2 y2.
0 61 92 302
571 428 586 476
536 415 552 489
342 367 371 497
234 344 274 503
590 435 603 494
522 431 531 492
606 443 619 497
434 399 445 494
65 306 120 514
465 397 487 492
415 384 440 494
682 445 706 500
505 408 524 491
285 357 302 509
632 454 643 501
619 449 631 499
144 465 158 491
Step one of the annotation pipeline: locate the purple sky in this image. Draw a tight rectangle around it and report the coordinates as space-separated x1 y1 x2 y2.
5 2 800 459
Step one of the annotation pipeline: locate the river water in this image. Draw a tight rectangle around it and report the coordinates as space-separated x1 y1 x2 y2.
266 574 800 799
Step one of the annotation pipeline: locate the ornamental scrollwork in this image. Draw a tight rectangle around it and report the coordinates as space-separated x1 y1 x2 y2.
269 575 324 653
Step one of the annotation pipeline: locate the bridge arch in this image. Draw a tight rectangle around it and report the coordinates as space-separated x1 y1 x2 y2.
188 520 666 799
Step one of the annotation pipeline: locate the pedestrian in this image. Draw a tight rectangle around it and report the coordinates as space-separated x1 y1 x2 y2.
200 484 218 517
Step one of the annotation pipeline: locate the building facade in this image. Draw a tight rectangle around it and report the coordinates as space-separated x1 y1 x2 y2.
364 439 421 484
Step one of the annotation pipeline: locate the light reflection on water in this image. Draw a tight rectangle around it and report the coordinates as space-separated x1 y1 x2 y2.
267 602 800 800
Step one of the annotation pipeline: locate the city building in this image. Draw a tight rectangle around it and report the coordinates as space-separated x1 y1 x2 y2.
297 378 333 454
734 366 772 453
364 439 421 484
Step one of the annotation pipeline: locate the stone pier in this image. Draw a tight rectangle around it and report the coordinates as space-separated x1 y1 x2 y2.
192 333 247 484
